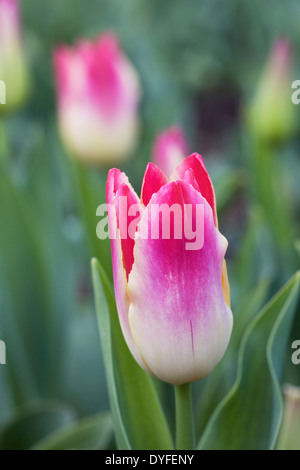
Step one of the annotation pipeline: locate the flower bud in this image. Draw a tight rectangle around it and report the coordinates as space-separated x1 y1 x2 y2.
54 33 141 166
0 0 29 114
106 153 233 385
248 38 295 142
277 384 300 450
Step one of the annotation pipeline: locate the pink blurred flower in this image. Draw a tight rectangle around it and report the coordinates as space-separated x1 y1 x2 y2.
54 33 141 165
152 126 188 178
106 153 232 385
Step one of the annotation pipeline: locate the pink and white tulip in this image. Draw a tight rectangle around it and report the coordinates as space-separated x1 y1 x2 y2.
0 0 29 113
54 33 141 165
107 153 233 385
152 126 188 178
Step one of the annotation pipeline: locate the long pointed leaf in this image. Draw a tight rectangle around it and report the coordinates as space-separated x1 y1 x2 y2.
32 412 113 450
198 271 300 450
91 258 173 450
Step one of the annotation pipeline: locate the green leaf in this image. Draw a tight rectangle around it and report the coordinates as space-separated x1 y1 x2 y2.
213 169 243 215
198 271 300 450
58 311 109 417
32 412 113 450
0 170 52 404
91 258 173 450
0 401 76 450
233 208 275 300
231 278 271 350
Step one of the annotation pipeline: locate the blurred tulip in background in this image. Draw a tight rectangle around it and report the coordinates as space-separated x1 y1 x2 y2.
0 0 29 114
152 126 188 178
54 32 141 166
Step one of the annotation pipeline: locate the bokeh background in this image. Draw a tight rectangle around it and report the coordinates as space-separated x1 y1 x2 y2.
0 0 299 449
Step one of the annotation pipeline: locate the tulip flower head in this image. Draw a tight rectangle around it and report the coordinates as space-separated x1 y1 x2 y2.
54 33 141 165
0 0 29 113
106 153 233 385
152 126 188 178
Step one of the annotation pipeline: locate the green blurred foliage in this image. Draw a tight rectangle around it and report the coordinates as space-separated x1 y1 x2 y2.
0 0 299 449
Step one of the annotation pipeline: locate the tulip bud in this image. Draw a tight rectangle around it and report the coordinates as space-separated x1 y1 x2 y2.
0 0 29 114
277 384 300 450
248 38 295 142
54 33 141 166
152 126 188 178
106 153 233 385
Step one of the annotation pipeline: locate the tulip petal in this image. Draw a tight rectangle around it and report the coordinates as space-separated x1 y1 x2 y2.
171 153 218 226
182 168 200 192
106 169 145 369
80 34 122 121
141 162 168 206
127 180 233 384
115 182 142 279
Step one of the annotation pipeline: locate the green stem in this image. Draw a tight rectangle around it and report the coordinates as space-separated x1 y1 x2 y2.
175 383 194 450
